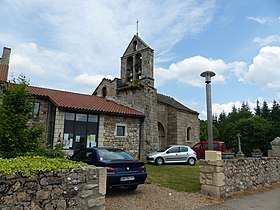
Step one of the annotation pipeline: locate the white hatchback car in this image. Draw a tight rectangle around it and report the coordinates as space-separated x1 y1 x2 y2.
146 145 197 166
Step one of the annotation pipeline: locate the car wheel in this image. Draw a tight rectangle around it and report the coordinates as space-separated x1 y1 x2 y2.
155 157 164 165
188 157 196 166
127 184 138 191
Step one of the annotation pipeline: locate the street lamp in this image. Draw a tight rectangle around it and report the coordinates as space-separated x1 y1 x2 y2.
200 70 215 150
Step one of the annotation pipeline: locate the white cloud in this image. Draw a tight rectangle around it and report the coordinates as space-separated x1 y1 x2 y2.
9 42 71 79
253 35 280 46
155 56 247 88
200 99 273 120
243 46 280 91
246 16 278 25
212 101 243 116
0 0 216 93
74 73 115 89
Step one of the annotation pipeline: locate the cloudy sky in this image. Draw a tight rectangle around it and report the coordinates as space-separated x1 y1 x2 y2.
0 0 279 119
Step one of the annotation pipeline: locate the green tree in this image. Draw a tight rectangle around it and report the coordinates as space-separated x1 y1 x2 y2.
261 101 270 120
269 100 280 141
235 116 271 156
254 100 261 116
199 120 219 141
0 75 44 158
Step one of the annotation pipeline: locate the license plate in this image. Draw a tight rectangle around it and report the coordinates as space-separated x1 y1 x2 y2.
120 176 135 181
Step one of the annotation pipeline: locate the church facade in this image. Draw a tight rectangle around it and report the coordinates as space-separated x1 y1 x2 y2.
1 35 200 160
93 35 200 158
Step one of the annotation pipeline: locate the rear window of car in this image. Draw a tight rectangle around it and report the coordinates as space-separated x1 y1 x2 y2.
97 148 134 161
180 147 188 152
72 149 93 162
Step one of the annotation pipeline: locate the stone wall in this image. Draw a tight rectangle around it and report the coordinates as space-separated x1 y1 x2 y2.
28 99 51 143
53 108 65 145
200 158 280 198
157 103 200 148
0 166 106 210
101 115 142 159
115 85 159 159
176 110 200 147
94 79 117 99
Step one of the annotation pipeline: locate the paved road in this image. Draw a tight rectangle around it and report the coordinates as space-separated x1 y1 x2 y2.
197 187 280 210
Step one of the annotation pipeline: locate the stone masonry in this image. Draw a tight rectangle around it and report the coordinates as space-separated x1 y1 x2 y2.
101 115 142 159
200 158 280 198
0 166 106 210
93 35 200 158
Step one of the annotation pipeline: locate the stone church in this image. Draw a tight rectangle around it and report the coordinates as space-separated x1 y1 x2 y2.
0 35 199 160
93 35 200 157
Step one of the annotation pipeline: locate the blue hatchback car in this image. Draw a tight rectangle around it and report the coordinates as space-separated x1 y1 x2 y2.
69 147 147 191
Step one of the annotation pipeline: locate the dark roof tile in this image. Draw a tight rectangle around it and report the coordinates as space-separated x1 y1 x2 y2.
157 93 199 114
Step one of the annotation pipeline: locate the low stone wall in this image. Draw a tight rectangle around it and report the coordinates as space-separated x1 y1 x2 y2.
0 166 106 210
200 157 280 198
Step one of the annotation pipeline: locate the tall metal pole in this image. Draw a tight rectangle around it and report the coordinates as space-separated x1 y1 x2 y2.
201 71 215 150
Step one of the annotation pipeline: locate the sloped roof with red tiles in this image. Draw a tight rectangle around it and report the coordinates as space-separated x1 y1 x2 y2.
0 64 8 82
27 86 145 117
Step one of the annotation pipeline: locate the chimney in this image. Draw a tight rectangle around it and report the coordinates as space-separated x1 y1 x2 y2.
0 47 11 82
1 47 11 65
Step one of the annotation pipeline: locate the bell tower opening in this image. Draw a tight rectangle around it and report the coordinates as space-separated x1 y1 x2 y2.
133 41 138 51
120 35 154 88
135 53 142 79
126 56 133 82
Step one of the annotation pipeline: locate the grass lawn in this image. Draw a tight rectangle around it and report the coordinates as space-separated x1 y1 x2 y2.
145 163 201 193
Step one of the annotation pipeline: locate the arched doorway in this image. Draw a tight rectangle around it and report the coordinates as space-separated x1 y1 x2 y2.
158 122 166 149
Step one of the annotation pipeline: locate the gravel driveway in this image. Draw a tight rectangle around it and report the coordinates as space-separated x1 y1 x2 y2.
105 184 220 210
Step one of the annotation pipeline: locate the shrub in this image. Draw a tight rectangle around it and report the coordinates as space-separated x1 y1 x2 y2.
0 156 87 177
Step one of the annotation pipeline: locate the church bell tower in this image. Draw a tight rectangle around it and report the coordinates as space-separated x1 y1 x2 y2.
117 35 159 158
120 35 154 88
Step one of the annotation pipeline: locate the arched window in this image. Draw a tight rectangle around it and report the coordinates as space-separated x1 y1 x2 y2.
186 127 191 141
135 53 142 79
102 86 107 97
133 41 138 51
126 56 133 82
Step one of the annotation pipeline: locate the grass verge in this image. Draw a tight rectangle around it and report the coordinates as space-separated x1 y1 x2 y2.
145 163 201 192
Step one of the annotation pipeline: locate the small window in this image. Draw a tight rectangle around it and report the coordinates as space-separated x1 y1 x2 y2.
186 127 191 141
76 113 87 122
88 114 98 122
213 143 219 150
116 125 126 137
32 102 40 118
180 147 188 152
133 41 138 51
193 143 202 149
204 144 208 150
65 112 75 121
102 87 107 97
168 147 179 153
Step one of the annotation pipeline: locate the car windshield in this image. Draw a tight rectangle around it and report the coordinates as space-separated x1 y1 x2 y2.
97 148 134 161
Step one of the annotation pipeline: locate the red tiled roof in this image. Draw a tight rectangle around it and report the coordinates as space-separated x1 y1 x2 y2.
0 64 8 82
27 86 145 117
